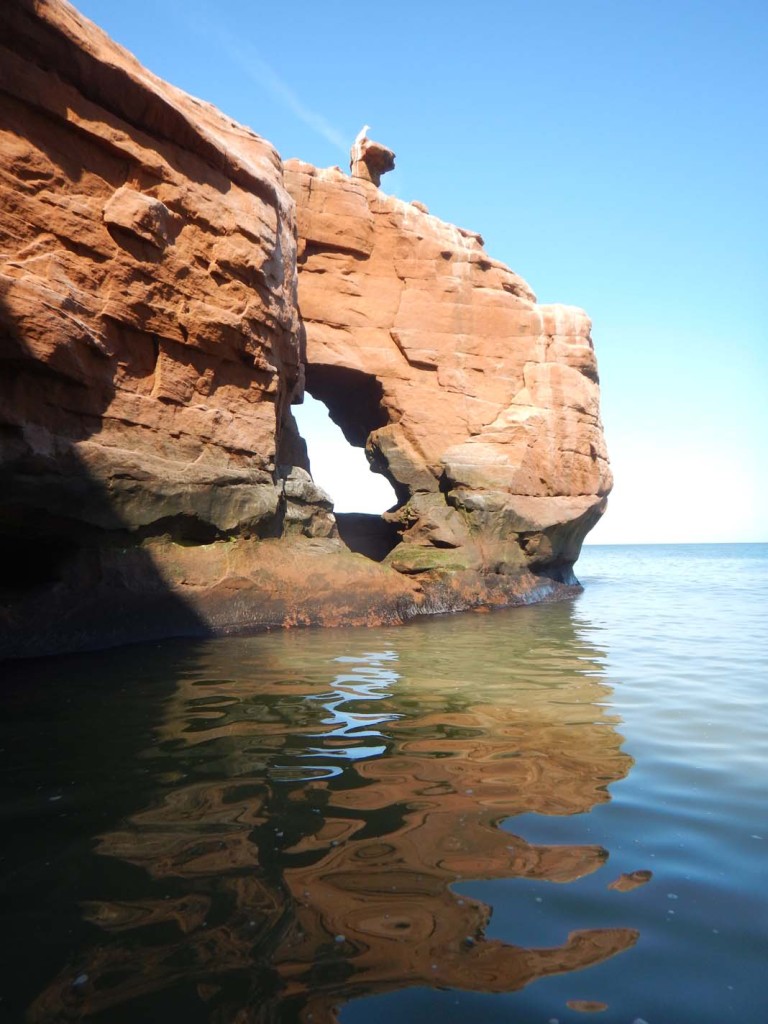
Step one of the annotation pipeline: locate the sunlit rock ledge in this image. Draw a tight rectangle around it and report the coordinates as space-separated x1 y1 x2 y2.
0 0 610 659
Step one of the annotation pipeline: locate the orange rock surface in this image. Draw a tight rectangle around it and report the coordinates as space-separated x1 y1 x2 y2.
0 0 305 536
286 156 611 580
0 0 611 658
0 0 358 656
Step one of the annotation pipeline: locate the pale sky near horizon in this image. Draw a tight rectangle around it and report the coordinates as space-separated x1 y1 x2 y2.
76 0 768 544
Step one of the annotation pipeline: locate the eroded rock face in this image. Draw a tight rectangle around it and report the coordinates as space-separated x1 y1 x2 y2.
0 0 303 542
350 131 396 186
0 0 610 658
0 0 348 656
285 160 612 582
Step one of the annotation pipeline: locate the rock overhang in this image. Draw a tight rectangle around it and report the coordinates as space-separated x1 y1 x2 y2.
0 0 611 659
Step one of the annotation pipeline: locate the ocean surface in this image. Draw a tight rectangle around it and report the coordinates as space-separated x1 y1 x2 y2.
1 543 766 1023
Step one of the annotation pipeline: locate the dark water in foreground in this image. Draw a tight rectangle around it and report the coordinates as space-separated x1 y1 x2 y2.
1 543 766 1023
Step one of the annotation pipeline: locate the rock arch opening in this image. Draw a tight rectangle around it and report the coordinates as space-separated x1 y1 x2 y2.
303 364 389 449
293 372 400 562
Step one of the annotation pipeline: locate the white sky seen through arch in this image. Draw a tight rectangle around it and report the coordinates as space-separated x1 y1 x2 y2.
293 395 397 515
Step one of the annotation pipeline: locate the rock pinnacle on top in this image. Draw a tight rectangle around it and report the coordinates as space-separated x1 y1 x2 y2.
350 126 396 186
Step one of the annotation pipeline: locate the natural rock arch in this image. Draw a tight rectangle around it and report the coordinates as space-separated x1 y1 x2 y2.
285 158 611 583
0 0 611 657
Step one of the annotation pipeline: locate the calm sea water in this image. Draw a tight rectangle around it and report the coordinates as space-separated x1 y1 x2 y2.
0 543 766 1023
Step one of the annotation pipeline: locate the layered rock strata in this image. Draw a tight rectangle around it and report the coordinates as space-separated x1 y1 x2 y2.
0 0 610 659
285 156 611 582
0 0 383 657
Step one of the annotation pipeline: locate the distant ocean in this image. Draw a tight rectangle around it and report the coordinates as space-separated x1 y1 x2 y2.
1 543 766 1023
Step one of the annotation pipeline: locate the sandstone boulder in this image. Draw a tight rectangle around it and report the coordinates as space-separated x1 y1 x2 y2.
350 131 396 187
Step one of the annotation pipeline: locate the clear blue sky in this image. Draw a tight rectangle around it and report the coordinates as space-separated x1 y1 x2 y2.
76 0 768 543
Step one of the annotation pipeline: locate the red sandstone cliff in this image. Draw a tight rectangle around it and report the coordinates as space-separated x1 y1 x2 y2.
0 0 611 658
286 156 611 580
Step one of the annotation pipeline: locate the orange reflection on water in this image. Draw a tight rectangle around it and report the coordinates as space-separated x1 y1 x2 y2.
28 609 640 1022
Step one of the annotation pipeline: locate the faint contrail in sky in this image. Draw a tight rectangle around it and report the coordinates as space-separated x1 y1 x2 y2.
234 47 349 153
184 5 348 154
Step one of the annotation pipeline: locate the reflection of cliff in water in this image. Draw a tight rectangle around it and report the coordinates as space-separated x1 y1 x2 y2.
29 604 637 1023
